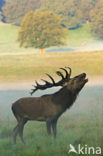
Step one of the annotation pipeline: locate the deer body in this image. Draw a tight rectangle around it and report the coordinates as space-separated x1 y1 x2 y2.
12 87 77 121
12 67 88 144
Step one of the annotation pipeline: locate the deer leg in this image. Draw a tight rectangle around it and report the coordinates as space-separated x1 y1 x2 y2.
51 119 58 138
46 121 52 135
18 119 27 144
13 124 19 144
13 114 23 144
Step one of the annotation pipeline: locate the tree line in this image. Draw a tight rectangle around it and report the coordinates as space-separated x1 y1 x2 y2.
0 0 103 38
0 0 97 26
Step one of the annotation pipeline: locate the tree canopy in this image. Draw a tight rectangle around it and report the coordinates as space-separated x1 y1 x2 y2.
1 0 103 38
90 0 103 38
41 0 81 29
0 0 98 27
76 0 97 22
18 11 67 51
3 0 41 24
41 0 98 29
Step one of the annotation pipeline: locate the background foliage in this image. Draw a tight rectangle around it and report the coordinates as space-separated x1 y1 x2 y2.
0 0 103 38
18 11 67 49
0 0 98 26
2 0 41 24
90 0 103 38
41 0 97 29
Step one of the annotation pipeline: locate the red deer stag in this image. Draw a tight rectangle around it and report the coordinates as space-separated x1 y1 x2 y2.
12 67 88 144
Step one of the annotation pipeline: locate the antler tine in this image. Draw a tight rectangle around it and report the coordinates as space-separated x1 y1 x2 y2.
56 71 65 79
30 73 56 95
60 68 69 80
45 73 55 84
41 79 49 83
35 80 39 86
35 80 44 88
30 80 40 95
65 67 72 77
53 68 68 86
30 88 38 95
41 79 52 85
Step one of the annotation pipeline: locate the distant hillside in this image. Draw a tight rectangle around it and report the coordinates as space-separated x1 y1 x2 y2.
0 0 99 27
1 0 41 24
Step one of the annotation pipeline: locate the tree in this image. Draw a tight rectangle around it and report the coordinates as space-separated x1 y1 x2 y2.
41 0 81 29
1 0 98 27
41 0 98 29
3 0 41 24
76 0 97 23
90 0 103 38
18 11 67 53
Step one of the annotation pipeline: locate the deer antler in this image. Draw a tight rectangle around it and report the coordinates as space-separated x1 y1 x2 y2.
65 67 72 78
30 67 72 95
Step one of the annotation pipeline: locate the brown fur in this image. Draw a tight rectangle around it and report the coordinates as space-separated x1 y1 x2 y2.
12 73 88 144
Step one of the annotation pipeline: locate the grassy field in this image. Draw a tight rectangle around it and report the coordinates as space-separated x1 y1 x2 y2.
0 23 95 53
1 115 102 156
67 24 95 46
0 86 103 156
0 24 36 53
0 51 103 82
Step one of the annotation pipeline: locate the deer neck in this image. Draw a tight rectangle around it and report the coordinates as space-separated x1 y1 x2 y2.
52 87 78 109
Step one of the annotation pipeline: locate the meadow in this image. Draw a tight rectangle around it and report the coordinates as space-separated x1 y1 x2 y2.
0 50 103 82
0 23 95 53
66 24 95 46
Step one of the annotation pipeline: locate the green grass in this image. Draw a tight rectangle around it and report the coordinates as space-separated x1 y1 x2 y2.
0 23 36 53
0 51 103 82
67 24 95 46
0 23 95 53
0 111 103 156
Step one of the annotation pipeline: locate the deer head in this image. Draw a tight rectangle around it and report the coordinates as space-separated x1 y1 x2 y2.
66 73 88 93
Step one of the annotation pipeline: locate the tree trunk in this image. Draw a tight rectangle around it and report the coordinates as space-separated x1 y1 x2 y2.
86 20 90 24
39 49 46 53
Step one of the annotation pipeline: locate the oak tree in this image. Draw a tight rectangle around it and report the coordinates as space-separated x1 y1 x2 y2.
18 11 67 53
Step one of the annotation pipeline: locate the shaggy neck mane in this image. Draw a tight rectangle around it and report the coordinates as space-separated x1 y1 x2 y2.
52 86 79 109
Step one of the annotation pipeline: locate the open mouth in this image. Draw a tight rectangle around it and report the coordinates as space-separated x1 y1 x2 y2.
75 73 88 83
82 73 88 83
84 78 88 83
